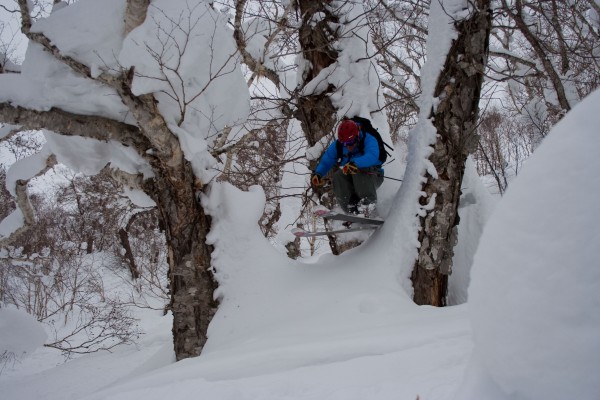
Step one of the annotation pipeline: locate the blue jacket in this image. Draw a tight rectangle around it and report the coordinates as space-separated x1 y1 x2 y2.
314 130 381 177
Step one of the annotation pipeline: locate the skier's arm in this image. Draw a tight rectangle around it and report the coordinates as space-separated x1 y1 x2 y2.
314 142 339 176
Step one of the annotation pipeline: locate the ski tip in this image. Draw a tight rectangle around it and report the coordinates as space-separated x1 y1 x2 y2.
291 227 306 237
313 205 331 216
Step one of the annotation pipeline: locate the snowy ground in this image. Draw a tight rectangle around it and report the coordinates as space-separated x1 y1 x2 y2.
1 293 472 400
1 89 599 400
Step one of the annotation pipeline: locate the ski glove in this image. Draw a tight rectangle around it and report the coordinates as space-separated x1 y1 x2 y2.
342 162 359 175
311 172 325 187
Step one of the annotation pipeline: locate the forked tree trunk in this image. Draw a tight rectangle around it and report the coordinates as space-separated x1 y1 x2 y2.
146 161 217 360
412 0 492 306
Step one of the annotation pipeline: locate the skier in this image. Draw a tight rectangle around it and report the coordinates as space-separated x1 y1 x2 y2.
310 118 384 215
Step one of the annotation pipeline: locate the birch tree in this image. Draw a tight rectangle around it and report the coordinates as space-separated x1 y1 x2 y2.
0 0 250 360
410 0 492 306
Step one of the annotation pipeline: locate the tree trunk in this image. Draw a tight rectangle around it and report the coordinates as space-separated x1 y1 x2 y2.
294 0 338 146
412 0 492 306
294 0 341 254
118 228 140 280
146 160 217 361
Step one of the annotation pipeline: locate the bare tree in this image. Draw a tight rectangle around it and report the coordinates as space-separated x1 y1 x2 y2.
475 109 510 194
0 192 142 357
473 107 539 194
368 0 429 140
489 0 599 126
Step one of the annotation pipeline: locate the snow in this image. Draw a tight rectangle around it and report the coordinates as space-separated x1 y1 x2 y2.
302 1 394 167
274 119 311 249
2 89 598 400
42 131 154 178
449 158 496 305
123 187 156 208
1 0 250 193
0 306 46 358
1 0 598 399
458 88 600 400
0 207 24 239
0 124 18 140
118 0 250 182
31 0 127 77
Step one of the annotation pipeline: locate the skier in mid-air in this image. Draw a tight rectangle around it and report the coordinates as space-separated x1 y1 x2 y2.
310 117 385 215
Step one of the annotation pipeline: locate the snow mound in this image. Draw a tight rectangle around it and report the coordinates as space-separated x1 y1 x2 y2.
0 306 47 358
460 89 600 399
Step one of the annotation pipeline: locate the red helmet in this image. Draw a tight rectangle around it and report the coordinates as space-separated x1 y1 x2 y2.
337 120 359 144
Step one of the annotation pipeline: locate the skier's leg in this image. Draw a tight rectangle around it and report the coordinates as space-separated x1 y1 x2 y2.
352 167 384 209
333 170 358 213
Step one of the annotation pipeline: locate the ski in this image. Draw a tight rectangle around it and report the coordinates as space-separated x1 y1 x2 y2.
313 206 384 226
291 226 377 238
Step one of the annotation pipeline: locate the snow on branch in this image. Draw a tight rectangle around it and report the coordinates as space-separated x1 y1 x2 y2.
17 0 119 86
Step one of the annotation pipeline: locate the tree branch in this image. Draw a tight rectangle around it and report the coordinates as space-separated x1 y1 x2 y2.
0 103 150 150
502 0 572 112
233 0 282 88
16 0 183 166
0 154 57 247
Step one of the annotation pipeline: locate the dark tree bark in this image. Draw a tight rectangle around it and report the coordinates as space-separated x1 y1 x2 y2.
411 0 492 306
231 0 341 255
119 227 139 279
144 162 217 360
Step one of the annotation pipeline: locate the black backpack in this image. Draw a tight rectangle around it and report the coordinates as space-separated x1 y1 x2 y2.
336 116 393 165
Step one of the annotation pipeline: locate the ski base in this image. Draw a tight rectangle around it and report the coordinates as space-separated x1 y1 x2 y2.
291 226 377 238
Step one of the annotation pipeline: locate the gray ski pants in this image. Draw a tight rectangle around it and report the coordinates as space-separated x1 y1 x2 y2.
332 166 384 213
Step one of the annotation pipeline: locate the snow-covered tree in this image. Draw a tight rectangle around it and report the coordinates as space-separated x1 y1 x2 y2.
378 0 492 306
231 0 394 255
0 0 250 360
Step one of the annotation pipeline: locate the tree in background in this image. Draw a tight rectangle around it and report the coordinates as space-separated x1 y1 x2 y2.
370 0 598 193
0 160 167 357
496 0 598 116
368 0 429 140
